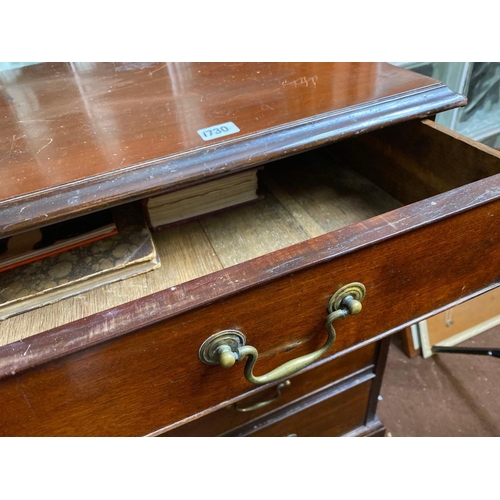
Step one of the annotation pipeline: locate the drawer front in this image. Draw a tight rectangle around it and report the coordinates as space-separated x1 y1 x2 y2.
3 121 500 436
246 380 372 437
162 342 376 437
2 195 500 437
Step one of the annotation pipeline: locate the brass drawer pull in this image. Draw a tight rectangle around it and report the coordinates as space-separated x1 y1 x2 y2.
235 380 291 413
199 282 365 386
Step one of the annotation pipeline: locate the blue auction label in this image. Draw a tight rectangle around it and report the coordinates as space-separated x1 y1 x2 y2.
197 122 240 141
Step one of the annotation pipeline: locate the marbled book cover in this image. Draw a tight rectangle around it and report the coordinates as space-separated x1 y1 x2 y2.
0 204 160 319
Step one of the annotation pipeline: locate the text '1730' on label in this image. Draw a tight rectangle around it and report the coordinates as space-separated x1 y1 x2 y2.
197 122 240 141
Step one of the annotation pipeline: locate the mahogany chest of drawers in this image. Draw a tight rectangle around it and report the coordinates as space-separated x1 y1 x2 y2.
1 62 500 436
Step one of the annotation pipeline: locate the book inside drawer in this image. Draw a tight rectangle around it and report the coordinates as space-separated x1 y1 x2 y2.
2 119 500 346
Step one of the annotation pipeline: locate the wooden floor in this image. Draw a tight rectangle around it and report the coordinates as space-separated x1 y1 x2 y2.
378 325 500 436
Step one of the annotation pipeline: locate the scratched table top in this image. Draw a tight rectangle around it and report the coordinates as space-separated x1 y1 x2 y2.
0 62 456 235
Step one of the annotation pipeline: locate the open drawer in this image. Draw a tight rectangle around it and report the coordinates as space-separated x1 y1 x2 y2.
1 118 500 436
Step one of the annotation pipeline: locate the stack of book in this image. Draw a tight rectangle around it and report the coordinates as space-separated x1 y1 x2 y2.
143 168 261 230
0 168 262 319
0 210 118 273
0 204 160 320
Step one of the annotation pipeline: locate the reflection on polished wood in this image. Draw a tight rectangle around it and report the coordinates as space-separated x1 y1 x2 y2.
0 62 461 237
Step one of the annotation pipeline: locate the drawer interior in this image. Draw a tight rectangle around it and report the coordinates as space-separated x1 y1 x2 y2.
335 118 500 205
3 119 500 345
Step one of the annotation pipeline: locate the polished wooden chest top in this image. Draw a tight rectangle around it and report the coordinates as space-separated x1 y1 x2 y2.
0 62 463 237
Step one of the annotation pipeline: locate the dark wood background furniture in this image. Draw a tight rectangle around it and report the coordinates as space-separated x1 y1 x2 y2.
1 62 500 437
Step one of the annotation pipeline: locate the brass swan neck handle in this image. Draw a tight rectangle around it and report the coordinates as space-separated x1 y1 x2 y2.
199 283 366 386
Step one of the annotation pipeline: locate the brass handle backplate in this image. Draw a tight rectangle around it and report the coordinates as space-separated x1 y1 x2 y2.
198 282 366 386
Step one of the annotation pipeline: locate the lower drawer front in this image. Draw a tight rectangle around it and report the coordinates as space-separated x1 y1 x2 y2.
162 342 376 437
245 380 371 437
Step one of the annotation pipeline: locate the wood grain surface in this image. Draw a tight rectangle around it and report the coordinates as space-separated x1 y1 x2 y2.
0 63 465 236
162 342 376 436
0 147 400 345
2 119 500 367
2 195 500 435
338 119 500 205
244 380 372 437
424 288 500 348
0 63 481 437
